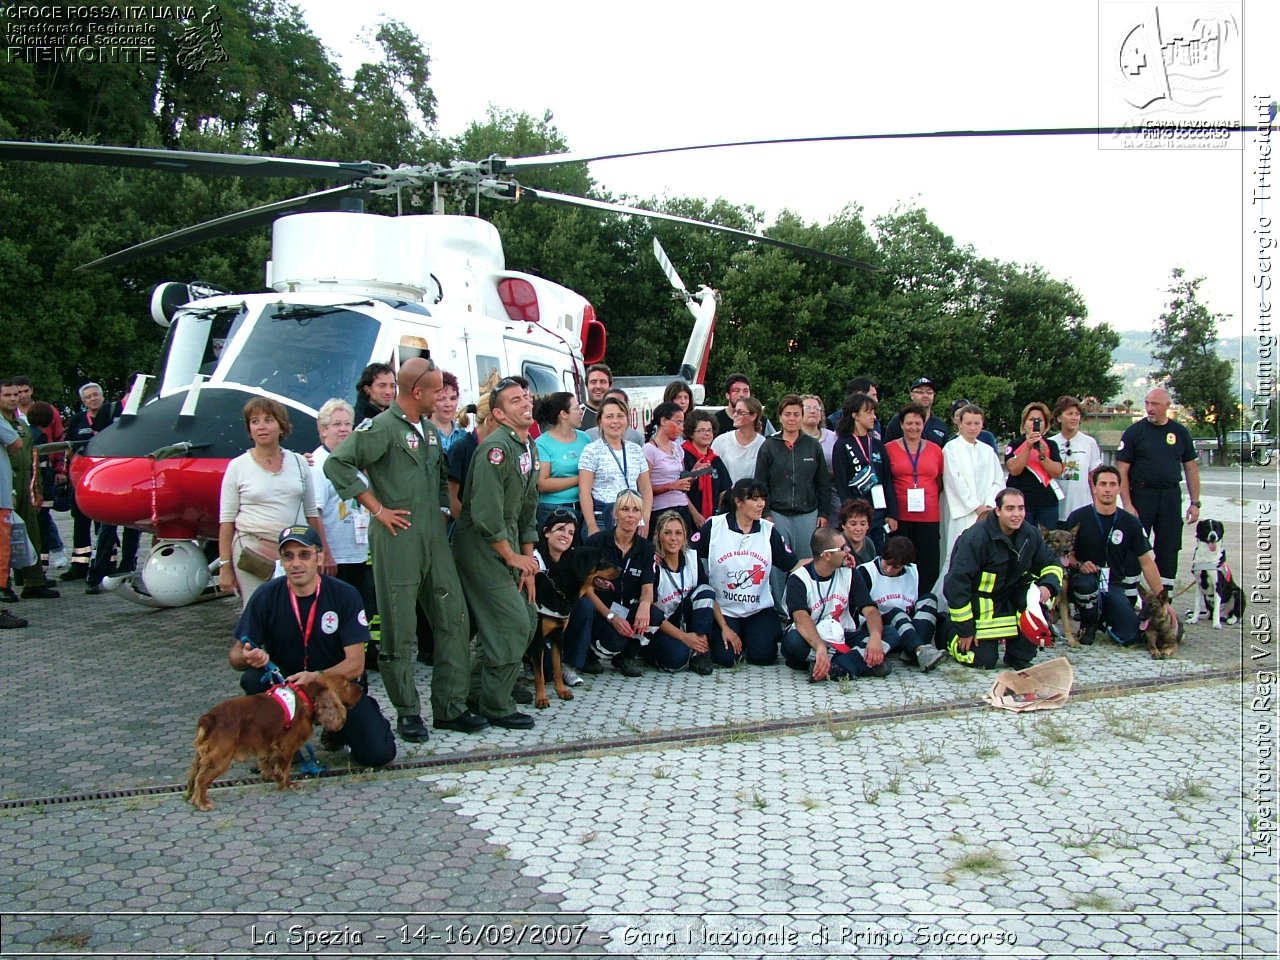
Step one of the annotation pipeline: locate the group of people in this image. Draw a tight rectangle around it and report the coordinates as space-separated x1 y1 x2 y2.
216 359 1202 767
1 376 141 631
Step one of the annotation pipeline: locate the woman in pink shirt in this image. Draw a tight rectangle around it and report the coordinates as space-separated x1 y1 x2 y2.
644 402 693 535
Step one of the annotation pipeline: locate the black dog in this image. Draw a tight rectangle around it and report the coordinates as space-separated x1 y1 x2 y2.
1187 519 1245 628
531 547 619 709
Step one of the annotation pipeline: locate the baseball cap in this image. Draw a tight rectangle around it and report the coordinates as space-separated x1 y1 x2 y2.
949 398 972 417
278 525 322 549
910 377 936 391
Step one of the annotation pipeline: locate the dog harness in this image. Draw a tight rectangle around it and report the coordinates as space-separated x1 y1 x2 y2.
267 682 313 731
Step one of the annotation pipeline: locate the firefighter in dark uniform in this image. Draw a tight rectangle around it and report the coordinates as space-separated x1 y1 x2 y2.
453 376 541 730
1115 387 1200 594
944 487 1063 670
324 358 484 743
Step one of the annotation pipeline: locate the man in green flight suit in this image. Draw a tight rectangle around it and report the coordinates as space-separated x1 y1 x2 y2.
324 357 486 742
454 376 541 729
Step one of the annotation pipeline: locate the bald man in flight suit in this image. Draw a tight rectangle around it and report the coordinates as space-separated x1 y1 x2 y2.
325 358 486 742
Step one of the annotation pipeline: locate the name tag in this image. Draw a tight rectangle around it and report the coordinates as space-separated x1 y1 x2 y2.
907 487 926 513
871 486 887 510
1050 480 1065 501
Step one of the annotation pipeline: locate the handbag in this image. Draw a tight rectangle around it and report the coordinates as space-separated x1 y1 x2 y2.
8 512 36 569
235 538 278 580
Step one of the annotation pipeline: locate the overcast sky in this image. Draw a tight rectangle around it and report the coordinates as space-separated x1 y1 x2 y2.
296 0 1275 338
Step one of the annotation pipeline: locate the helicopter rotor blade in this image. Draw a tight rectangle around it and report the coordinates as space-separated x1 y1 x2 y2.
0 140 381 181
496 124 1181 170
652 237 688 296
78 185 365 271
518 187 882 272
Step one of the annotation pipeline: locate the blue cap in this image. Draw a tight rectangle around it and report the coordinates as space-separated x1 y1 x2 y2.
277 525 322 549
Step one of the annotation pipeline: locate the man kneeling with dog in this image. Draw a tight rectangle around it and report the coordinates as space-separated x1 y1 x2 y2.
229 526 396 768
1064 465 1173 648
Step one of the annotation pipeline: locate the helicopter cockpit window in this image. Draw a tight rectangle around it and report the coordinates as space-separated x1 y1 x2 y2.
159 305 246 396
222 305 380 412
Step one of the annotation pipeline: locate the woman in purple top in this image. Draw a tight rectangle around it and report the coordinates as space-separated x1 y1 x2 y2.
644 401 693 535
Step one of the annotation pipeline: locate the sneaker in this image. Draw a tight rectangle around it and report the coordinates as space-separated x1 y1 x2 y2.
0 609 28 629
561 666 584 687
581 656 605 675
613 656 643 678
689 654 714 676
916 645 945 672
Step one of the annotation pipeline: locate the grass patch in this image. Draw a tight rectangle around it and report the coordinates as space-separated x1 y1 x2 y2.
41 932 90 951
836 675 854 696
800 795 822 811
1072 891 1119 912
944 848 1007 881
861 779 881 804
1031 716 1072 748
1028 761 1055 788
651 765 672 779
1163 776 1211 803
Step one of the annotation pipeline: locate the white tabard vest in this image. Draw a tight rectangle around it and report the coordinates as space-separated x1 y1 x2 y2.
790 563 860 633
708 515 778 617
859 559 920 613
653 549 698 619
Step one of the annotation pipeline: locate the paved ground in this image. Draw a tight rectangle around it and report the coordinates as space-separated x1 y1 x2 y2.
1 465 1275 958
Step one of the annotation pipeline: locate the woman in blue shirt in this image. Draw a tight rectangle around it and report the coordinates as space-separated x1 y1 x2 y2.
533 391 590 532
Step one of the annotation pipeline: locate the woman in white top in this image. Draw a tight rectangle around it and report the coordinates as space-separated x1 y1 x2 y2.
940 403 1004 586
218 397 326 604
648 510 716 675
801 393 840 521
1050 395 1103 523
311 398 372 594
711 395 767 484
578 396 653 537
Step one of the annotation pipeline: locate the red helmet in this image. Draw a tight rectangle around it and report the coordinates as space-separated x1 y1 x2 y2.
1020 585 1054 648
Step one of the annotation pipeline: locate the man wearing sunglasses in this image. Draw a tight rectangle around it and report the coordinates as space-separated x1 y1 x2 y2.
325 357 479 743
454 375 543 730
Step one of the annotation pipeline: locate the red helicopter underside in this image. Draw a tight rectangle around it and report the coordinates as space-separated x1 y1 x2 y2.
70 456 228 541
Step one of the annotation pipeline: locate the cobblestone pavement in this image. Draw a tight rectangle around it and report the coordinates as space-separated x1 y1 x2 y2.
0 496 1274 957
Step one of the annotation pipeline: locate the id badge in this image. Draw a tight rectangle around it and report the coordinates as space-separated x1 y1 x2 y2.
906 487 926 513
353 507 370 545
1049 480 1065 501
609 602 630 621
1097 566 1110 595
871 485 887 511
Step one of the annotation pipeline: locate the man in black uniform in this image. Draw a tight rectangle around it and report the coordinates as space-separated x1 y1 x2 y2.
1065 465 1170 647
1115 387 1200 594
882 377 949 447
229 526 396 767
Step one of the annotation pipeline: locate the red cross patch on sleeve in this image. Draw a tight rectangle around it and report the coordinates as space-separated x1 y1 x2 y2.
488 447 505 465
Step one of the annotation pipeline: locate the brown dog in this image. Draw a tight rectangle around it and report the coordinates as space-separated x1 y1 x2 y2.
1137 584 1184 660
185 673 363 810
531 546 619 709
1040 524 1079 647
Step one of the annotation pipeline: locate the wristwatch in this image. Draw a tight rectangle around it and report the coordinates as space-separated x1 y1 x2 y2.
1188 501 1201 508
606 611 616 622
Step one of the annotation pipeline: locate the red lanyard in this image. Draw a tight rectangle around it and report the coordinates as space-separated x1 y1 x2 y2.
287 579 321 669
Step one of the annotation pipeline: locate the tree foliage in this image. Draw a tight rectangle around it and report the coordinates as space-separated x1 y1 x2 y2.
0 7 1123 433
1151 267 1239 445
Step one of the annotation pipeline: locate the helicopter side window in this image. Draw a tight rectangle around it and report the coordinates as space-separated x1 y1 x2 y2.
159 306 245 395
522 362 560 399
223 306 381 412
476 355 501 388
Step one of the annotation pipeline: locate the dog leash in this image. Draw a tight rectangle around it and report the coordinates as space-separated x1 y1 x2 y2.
240 637 326 777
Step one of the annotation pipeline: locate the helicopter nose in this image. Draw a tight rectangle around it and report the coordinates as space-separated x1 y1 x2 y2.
72 455 228 540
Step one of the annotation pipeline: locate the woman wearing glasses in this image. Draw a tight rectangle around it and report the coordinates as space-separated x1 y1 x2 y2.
1049 396 1103 525
682 410 731 530
578 396 652 537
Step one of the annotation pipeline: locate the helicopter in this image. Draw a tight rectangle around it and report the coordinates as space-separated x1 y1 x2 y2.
0 125 1134 607
0 135 882 607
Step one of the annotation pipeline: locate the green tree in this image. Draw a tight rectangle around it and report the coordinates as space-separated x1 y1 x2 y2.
1151 268 1238 447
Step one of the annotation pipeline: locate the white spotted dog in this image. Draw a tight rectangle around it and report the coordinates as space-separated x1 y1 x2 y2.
1187 519 1245 628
